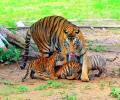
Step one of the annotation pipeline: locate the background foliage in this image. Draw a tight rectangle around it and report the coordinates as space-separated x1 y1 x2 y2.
0 0 120 27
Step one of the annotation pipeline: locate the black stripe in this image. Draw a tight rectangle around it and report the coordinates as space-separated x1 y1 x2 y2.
48 16 53 27
52 18 64 51
58 20 67 37
41 17 46 29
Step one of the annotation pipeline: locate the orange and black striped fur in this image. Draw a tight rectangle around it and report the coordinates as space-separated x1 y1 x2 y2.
20 15 81 70
55 62 81 80
22 52 64 82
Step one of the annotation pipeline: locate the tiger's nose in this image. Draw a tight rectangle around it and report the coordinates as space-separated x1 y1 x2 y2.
68 37 75 41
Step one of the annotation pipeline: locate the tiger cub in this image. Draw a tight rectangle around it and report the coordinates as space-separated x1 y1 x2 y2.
22 52 64 82
55 62 81 80
88 55 118 77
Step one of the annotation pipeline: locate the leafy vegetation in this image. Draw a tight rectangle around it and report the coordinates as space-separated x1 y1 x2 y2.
0 47 20 63
0 0 120 27
110 87 120 100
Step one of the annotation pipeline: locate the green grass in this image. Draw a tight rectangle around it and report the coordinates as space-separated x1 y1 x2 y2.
0 85 19 96
0 80 15 85
17 85 28 92
88 44 106 52
47 80 65 88
80 83 91 91
0 0 120 27
0 80 65 97
35 84 48 91
35 80 65 91
0 84 28 96
42 90 54 97
99 80 105 90
60 91 77 100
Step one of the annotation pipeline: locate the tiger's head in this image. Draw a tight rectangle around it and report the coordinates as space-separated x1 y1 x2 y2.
60 22 86 62
62 24 81 51
63 24 80 40
64 36 86 62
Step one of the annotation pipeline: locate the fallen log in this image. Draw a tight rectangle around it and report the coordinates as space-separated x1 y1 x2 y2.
0 27 25 48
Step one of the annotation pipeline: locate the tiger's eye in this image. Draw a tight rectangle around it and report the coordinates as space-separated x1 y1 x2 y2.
75 30 80 34
64 29 68 34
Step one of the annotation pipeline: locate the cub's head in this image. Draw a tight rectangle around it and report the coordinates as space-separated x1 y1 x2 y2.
51 51 64 66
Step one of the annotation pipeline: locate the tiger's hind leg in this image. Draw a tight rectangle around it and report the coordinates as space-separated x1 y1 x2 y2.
30 70 49 80
66 73 79 80
47 66 58 80
37 73 50 80
38 75 50 80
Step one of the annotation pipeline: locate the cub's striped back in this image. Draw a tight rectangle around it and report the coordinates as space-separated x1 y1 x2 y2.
22 52 63 82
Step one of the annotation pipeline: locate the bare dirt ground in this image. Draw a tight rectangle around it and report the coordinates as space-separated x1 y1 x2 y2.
0 28 120 100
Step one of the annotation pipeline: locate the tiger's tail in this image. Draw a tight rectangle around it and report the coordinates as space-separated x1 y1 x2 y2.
22 63 30 82
106 56 118 62
20 29 31 69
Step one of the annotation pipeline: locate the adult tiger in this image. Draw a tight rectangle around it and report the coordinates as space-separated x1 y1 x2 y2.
20 15 89 82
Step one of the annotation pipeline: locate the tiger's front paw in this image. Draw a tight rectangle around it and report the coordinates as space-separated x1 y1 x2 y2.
54 77 58 80
81 75 89 82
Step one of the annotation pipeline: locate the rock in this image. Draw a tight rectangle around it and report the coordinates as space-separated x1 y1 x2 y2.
0 38 7 50
16 21 25 27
